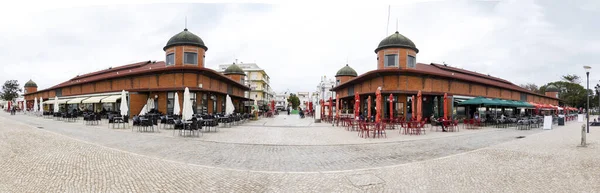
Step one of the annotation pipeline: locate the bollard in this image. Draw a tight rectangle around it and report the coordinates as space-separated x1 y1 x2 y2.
581 124 587 147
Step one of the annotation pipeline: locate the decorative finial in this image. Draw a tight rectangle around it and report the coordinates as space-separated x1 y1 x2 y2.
396 18 398 32
185 16 187 30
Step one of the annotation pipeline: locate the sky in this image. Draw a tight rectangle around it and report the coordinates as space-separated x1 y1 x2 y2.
1 0 599 94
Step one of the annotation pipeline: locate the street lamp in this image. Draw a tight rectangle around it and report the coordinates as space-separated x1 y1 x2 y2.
595 83 600 116
584 65 591 133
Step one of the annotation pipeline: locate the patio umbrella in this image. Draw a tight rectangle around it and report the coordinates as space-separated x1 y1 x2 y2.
336 93 340 119
329 97 332 119
367 96 372 122
119 90 128 117
23 100 27 112
39 97 44 115
53 96 59 113
389 94 394 121
354 92 360 120
375 87 382 123
226 94 235 115
320 99 324 118
147 98 154 111
443 93 448 120
181 87 194 121
173 92 181 115
33 98 38 113
139 104 148 116
411 96 416 120
417 90 422 122
309 102 313 113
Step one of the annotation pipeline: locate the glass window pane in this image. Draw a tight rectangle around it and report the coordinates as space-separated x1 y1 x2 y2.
184 52 198 64
385 54 397 67
166 53 175 65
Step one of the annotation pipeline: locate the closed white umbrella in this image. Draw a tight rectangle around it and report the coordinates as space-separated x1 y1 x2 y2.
226 95 235 115
173 92 181 116
119 90 128 116
39 97 44 115
23 100 27 113
181 87 194 121
139 104 148 116
53 96 59 113
33 98 38 113
146 98 154 113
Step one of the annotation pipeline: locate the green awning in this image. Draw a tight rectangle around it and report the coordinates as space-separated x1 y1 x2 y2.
458 96 502 106
516 101 534 108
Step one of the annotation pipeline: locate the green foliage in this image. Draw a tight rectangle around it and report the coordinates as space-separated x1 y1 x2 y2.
561 74 581 84
540 81 586 107
1 80 21 102
287 94 300 110
519 83 540 94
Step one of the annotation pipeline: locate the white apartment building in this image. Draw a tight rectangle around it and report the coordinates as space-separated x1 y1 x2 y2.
219 61 275 108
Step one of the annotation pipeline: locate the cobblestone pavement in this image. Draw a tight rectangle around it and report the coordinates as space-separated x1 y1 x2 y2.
2 113 541 172
1 114 600 192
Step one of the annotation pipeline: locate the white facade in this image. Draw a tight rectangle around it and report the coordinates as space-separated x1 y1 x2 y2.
275 92 288 109
218 61 275 106
297 92 311 109
315 76 337 102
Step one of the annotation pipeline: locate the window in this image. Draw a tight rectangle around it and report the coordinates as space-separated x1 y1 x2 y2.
55 88 62 97
228 85 233 95
184 52 198 65
385 54 398 67
190 92 197 114
407 55 416 68
212 94 217 113
166 53 175 66
200 93 207 114
221 95 225 113
167 92 175 115
348 86 354 96
336 80 340 86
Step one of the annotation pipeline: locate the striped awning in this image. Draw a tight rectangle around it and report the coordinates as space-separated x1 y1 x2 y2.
66 97 89 104
82 96 109 104
101 95 122 103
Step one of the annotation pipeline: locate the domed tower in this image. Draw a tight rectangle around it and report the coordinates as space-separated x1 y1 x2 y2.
335 64 358 85
163 28 208 67
223 63 246 84
545 84 559 98
375 31 419 69
24 79 37 94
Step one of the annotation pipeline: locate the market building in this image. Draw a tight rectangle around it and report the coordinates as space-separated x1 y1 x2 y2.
330 31 560 120
23 28 252 117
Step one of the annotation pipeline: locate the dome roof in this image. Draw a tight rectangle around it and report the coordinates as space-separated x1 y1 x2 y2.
163 28 208 51
223 64 245 75
546 84 559 92
335 64 358 77
24 79 37 87
375 31 418 53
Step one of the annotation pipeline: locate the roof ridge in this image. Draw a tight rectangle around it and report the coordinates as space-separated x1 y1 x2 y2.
71 60 153 80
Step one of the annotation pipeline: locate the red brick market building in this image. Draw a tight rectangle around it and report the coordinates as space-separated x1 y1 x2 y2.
331 31 560 120
23 28 252 117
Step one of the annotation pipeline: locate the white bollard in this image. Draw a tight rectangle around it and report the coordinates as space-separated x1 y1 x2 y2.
581 124 587 147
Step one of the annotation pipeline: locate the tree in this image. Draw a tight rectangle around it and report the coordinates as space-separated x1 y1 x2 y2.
0 80 21 102
561 74 581 84
287 94 300 110
519 83 540 94
540 81 586 107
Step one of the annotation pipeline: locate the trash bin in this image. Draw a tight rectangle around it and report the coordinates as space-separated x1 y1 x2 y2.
558 117 565 126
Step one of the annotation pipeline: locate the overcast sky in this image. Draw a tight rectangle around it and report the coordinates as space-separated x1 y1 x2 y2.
1 0 599 94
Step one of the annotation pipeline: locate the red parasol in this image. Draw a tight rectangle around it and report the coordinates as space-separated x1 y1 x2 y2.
443 93 448 120
309 102 313 113
417 90 422 122
354 92 360 120
320 99 324 118
367 96 372 122
375 87 382 123
389 94 394 121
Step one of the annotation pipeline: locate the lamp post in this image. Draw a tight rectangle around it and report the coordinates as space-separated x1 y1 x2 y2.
595 84 600 117
584 66 591 133
331 85 334 126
